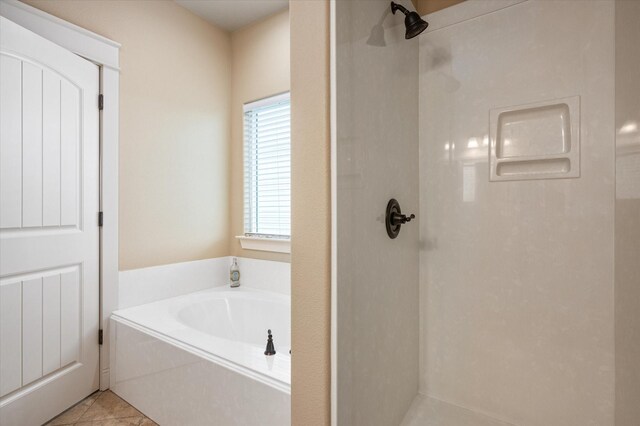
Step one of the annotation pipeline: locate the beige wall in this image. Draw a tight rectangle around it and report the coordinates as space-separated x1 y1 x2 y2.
20 1 332 421
21 0 232 271
290 1 331 424
412 0 466 16
229 10 291 262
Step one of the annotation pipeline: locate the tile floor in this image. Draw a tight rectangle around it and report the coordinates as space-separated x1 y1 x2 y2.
45 390 157 426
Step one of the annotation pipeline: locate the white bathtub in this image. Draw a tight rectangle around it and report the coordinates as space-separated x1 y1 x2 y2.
110 287 291 425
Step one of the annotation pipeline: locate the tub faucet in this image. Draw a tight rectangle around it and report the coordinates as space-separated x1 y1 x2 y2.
264 329 276 356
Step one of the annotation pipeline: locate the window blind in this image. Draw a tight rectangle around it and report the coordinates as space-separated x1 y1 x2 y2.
243 93 291 238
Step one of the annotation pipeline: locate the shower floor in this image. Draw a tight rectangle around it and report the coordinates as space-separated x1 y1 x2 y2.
400 395 515 426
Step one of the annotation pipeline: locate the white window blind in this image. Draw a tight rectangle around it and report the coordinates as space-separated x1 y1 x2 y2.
243 93 291 238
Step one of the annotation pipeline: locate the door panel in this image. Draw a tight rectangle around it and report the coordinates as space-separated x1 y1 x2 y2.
43 71 62 227
22 278 43 385
0 15 99 426
42 274 62 375
22 62 43 228
0 281 20 396
60 79 79 227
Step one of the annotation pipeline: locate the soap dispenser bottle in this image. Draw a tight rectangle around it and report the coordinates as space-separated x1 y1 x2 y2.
230 257 240 288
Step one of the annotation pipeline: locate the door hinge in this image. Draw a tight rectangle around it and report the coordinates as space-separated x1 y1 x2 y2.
98 211 104 227
98 94 104 111
99 329 103 345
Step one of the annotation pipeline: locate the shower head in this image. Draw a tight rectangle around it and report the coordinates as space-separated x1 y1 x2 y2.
390 1 428 39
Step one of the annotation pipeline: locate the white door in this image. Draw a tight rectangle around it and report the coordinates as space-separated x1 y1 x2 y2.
0 16 100 426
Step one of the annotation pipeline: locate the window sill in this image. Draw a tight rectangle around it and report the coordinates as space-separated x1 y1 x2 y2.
236 235 291 254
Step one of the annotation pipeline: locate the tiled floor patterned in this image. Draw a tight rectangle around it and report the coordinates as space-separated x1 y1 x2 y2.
45 390 158 426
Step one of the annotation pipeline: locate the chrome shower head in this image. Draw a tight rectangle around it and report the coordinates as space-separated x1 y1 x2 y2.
390 1 429 39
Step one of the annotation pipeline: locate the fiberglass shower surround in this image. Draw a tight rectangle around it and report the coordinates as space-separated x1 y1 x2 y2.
334 0 639 425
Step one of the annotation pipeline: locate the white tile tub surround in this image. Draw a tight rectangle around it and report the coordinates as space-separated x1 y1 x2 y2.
118 257 230 309
237 256 291 295
118 256 290 309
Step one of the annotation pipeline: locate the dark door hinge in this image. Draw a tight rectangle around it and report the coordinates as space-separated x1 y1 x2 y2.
99 329 103 345
98 94 104 111
98 211 103 227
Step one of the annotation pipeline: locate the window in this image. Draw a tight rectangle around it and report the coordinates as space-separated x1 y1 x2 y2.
243 93 291 240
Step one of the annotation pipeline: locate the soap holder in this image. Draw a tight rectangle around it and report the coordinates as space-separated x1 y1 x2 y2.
489 96 580 181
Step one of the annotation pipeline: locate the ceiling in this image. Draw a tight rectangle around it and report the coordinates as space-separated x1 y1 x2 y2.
175 0 289 32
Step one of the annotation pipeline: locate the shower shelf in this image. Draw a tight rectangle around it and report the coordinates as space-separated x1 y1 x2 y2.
489 96 580 181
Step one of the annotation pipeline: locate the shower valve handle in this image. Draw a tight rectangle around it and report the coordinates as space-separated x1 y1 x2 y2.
385 198 415 239
391 212 415 225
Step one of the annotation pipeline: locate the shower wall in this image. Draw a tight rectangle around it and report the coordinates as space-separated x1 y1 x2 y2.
615 0 640 424
334 0 419 425
418 1 615 425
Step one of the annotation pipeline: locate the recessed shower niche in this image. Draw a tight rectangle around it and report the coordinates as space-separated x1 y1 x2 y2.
490 96 580 181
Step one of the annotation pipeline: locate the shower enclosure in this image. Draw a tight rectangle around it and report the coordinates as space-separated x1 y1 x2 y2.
331 0 640 425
